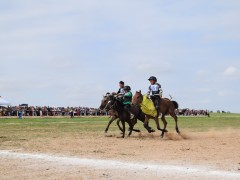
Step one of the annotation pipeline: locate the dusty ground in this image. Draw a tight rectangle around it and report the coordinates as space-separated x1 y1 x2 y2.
0 129 240 179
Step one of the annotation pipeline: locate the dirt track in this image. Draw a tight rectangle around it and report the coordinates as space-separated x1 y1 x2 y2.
1 129 240 179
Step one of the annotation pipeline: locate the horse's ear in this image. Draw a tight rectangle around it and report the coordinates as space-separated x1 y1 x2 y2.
139 90 141 93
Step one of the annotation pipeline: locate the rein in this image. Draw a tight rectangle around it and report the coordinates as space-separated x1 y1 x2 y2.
104 100 117 111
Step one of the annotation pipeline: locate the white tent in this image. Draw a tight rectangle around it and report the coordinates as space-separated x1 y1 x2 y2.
0 97 11 106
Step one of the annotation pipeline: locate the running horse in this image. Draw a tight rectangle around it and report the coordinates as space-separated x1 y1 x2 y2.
99 94 140 138
132 91 180 138
99 93 155 137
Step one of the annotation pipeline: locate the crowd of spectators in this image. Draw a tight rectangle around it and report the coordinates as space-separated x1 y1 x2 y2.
0 104 211 117
0 105 107 117
176 109 210 116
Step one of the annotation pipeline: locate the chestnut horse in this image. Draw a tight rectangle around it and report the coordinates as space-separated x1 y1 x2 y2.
132 91 180 138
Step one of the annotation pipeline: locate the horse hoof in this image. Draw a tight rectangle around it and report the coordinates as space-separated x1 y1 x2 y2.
148 129 154 133
148 129 155 133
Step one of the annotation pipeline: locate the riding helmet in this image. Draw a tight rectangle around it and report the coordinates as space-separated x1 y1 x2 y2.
148 76 157 82
123 85 131 91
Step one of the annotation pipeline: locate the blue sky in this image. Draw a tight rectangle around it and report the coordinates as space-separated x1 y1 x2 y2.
0 0 240 112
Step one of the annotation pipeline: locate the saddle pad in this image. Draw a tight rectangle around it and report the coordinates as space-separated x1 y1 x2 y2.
141 95 157 117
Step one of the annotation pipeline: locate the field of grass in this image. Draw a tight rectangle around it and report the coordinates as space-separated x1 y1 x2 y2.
0 113 240 140
1 113 240 179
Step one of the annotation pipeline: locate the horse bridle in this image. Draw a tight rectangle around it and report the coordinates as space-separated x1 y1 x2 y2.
104 99 117 111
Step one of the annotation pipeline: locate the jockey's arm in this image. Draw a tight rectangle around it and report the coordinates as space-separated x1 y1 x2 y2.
159 89 163 97
147 86 152 98
115 94 123 101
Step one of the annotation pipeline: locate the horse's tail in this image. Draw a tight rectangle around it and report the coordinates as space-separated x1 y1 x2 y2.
171 101 179 109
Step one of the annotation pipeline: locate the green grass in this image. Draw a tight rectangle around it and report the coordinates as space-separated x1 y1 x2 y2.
0 113 240 139
175 113 240 131
0 113 240 150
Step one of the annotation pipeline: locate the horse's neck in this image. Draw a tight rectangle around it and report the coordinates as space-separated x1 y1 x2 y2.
112 101 122 112
139 95 143 104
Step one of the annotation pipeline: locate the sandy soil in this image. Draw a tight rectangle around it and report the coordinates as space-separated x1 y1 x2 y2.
0 129 240 179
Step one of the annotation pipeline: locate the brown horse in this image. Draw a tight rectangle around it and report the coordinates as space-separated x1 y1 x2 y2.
132 91 180 138
99 94 141 137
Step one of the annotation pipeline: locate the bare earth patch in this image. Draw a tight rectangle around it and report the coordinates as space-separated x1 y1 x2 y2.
0 129 240 179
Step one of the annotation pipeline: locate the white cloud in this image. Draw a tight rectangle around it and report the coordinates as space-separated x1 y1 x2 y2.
1 1 240 112
224 66 238 76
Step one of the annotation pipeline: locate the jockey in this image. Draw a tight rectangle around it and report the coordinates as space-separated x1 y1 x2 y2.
117 85 132 112
113 81 125 95
147 76 162 113
118 81 125 94
123 85 132 112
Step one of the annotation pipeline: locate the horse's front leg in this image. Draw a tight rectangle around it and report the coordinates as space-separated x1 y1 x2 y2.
127 119 140 137
122 120 125 138
143 116 153 133
131 116 138 127
127 121 133 137
153 116 162 132
105 115 118 133
117 119 123 133
160 115 168 138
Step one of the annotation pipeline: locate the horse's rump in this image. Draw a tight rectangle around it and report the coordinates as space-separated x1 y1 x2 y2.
171 101 179 109
161 97 179 109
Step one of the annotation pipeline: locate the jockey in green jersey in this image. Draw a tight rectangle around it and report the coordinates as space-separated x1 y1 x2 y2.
122 85 132 106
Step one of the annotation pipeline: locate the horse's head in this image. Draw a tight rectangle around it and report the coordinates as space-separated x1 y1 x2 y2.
99 93 115 111
132 90 143 105
99 93 110 110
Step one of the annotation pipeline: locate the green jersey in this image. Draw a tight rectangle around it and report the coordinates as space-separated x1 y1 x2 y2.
123 92 132 105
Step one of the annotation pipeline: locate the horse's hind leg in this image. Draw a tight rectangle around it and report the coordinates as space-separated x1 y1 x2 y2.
170 111 180 134
105 116 118 133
